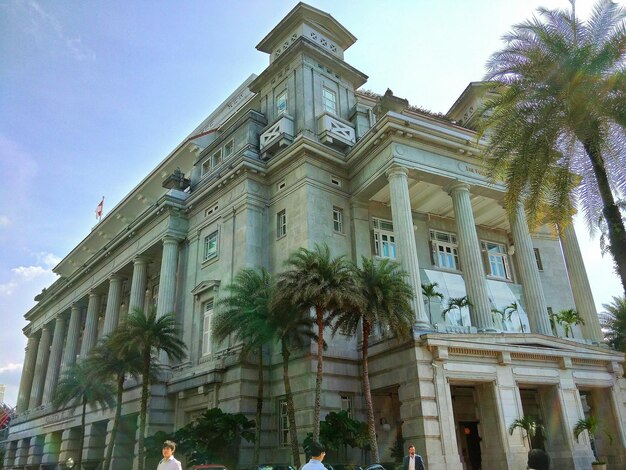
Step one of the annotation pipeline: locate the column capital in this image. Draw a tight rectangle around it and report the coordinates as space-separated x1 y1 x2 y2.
385 165 409 180
162 234 184 245
445 180 471 196
132 255 151 266
88 289 100 299
108 273 125 282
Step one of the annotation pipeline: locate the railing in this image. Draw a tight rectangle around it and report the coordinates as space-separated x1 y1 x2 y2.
259 114 294 155
318 113 356 148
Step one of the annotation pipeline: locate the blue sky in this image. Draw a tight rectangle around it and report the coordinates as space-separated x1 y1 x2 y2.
0 0 621 406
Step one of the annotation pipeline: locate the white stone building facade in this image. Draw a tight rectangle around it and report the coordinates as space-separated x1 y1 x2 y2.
4 3 626 469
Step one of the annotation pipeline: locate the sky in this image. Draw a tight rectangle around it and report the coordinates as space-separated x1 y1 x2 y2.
0 0 623 407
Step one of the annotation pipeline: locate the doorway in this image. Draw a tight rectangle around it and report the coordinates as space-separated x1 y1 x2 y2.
459 421 481 470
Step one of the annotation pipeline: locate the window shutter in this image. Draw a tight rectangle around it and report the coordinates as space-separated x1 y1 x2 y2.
481 249 491 275
429 241 436 266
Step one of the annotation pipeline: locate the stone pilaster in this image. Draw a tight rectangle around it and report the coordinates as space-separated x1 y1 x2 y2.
26 434 44 467
58 427 81 466
82 422 107 463
42 314 67 404
386 166 429 328
29 325 52 409
80 290 101 358
509 204 552 335
16 334 39 412
559 223 603 342
350 201 371 265
61 303 81 374
447 182 494 331
129 256 150 313
14 437 30 467
41 432 62 467
156 236 181 319
102 274 124 336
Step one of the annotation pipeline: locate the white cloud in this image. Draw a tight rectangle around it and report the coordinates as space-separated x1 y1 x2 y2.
37 252 61 268
0 253 60 298
12 265 50 279
0 363 22 374
14 0 96 62
0 281 18 296
0 215 11 227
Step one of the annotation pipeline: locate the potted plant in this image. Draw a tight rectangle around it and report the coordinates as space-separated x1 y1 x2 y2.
508 415 545 450
573 416 613 469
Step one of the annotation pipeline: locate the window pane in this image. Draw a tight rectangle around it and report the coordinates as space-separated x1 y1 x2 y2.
277 91 287 114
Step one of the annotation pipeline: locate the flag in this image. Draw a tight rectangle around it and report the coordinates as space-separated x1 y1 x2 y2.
95 196 104 220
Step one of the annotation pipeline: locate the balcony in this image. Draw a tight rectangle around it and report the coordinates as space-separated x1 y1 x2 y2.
259 114 294 157
318 112 356 149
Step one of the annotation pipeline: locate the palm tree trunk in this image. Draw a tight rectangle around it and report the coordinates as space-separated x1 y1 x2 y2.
137 351 151 470
313 306 325 442
253 347 264 466
361 321 379 463
582 134 626 297
78 397 87 469
282 341 301 468
103 373 125 470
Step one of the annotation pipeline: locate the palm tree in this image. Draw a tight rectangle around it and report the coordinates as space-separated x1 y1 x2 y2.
333 257 414 463
86 336 144 470
479 0 626 297
556 308 585 338
422 282 444 324
509 415 545 450
213 268 277 466
574 415 613 462
492 302 523 332
109 307 187 470
53 362 116 469
442 296 471 327
277 243 353 441
269 296 316 467
601 296 626 352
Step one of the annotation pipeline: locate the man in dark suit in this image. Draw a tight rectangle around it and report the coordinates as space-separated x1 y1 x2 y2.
402 444 425 470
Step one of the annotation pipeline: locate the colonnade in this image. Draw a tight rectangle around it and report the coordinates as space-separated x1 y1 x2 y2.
382 165 601 337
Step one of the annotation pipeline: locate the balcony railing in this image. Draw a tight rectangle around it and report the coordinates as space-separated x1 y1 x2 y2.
259 114 294 156
318 112 356 149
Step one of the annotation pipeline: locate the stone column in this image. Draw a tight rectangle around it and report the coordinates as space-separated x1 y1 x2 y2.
58 428 81 466
80 290 101 358
3 440 17 468
41 432 62 467
386 166 429 328
102 274 124 336
447 182 494 331
61 303 81 373
16 334 39 412
156 236 181 319
559 223 603 342
509 204 552 335
29 325 52 409
42 314 67 404
129 256 150 313
26 435 44 467
14 438 30 467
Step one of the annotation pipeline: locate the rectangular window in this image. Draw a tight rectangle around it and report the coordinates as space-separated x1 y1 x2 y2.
534 248 544 271
212 149 222 168
201 159 211 176
223 140 234 158
333 207 344 233
202 300 214 356
372 218 396 259
277 210 287 238
323 87 337 114
481 241 511 279
203 231 218 261
340 395 353 418
430 230 459 270
278 398 289 447
276 90 288 114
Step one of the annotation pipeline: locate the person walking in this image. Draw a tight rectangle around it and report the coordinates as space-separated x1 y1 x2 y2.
157 440 182 470
302 441 326 470
402 444 425 470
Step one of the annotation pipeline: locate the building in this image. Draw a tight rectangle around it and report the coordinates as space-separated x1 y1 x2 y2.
4 3 625 469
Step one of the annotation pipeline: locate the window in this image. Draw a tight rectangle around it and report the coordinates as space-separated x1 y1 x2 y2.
333 207 344 233
278 398 289 447
373 218 396 258
534 248 544 271
212 149 222 168
277 180 286 191
276 90 288 114
223 139 234 158
481 241 511 279
277 210 287 238
202 300 214 356
204 231 218 261
323 87 337 114
430 230 459 270
340 395 353 418
201 159 211 176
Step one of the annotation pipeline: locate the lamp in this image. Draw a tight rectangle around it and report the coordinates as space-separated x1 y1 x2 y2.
66 457 75 469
